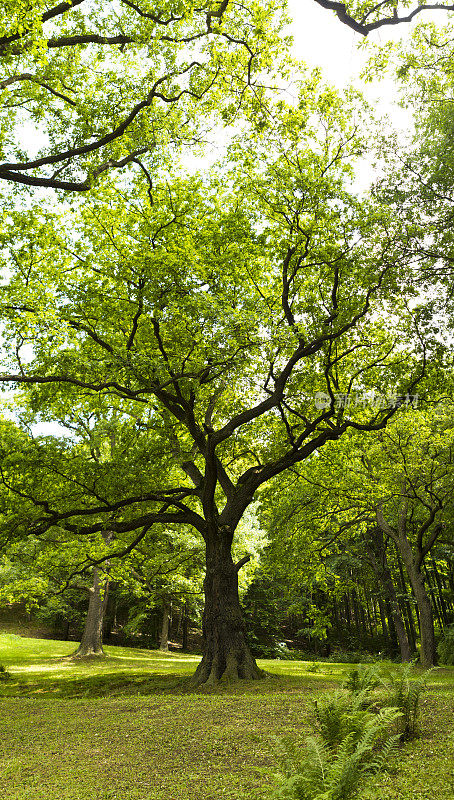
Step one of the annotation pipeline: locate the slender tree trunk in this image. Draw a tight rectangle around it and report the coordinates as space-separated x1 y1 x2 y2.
424 567 444 630
396 538 436 667
358 589 370 636
431 557 450 624
73 569 109 658
332 596 340 633
159 601 171 652
371 597 380 636
385 601 400 654
378 597 390 642
344 593 352 630
362 587 373 637
363 532 412 662
376 503 437 667
351 586 362 637
447 560 454 613
112 596 118 631
190 533 263 686
176 606 183 637
182 604 189 651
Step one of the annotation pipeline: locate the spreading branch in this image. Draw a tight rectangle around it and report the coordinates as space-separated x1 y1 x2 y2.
313 0 454 36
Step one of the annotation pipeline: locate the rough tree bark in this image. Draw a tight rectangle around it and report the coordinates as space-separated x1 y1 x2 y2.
73 568 109 658
190 533 263 686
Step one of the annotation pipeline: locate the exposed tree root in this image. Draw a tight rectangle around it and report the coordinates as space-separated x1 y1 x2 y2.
70 647 107 660
189 647 265 687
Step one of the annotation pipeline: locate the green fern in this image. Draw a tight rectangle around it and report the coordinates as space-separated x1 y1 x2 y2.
271 697 402 800
314 689 378 752
382 664 433 740
342 664 381 696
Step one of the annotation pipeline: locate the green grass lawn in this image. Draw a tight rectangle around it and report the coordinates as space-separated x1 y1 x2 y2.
0 633 453 800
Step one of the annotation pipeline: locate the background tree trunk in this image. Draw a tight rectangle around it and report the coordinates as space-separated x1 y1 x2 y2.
430 556 450 624
182 605 189 651
378 597 390 643
396 537 436 667
73 569 109 658
364 530 412 662
159 601 171 652
395 557 418 651
191 533 263 686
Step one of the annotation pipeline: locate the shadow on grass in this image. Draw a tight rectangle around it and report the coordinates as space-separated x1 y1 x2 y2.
7 634 446 700
0 663 343 699
0 669 190 698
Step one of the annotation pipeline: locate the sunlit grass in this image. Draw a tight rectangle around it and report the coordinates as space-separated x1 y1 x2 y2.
2 634 453 696
0 633 206 697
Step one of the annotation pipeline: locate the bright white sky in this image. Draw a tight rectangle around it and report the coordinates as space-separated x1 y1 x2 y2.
288 0 362 84
286 0 440 121
288 0 434 81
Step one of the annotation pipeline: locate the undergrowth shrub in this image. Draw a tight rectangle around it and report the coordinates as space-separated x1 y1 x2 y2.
314 690 376 750
270 660 433 799
0 664 10 680
437 625 454 665
342 664 380 695
342 662 432 741
328 651 375 664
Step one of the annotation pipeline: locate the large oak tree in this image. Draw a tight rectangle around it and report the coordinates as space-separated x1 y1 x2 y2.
0 85 430 683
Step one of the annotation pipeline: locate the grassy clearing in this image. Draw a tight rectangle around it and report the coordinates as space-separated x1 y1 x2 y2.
0 633 453 800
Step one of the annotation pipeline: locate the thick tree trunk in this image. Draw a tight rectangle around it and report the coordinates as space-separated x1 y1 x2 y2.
386 597 412 662
407 567 436 668
190 535 263 686
73 569 108 658
159 601 171 652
